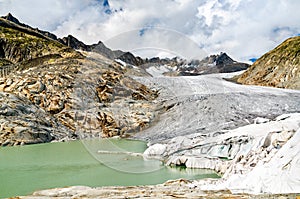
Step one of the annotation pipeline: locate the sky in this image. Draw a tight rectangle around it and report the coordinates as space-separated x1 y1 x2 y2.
0 0 299 62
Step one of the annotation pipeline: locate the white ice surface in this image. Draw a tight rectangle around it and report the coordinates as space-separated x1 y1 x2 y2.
225 128 300 194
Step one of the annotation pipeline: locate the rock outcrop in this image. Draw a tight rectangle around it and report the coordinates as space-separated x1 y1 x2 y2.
0 15 158 146
2 13 20 25
236 36 300 89
0 92 74 146
59 35 145 66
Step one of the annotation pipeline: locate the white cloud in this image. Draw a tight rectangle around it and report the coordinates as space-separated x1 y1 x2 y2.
0 0 299 61
0 0 97 30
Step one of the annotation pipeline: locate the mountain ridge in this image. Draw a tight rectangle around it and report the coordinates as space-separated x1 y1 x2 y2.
236 36 300 89
1 13 59 40
1 13 249 75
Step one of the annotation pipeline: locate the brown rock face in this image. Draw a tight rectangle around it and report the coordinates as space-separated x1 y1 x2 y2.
236 36 300 89
0 16 158 146
0 52 158 144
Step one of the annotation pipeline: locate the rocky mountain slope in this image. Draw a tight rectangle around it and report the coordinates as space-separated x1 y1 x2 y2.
58 34 249 76
236 36 300 89
1 13 59 41
0 15 158 146
1 13 144 66
1 14 249 77
58 35 145 66
0 13 251 146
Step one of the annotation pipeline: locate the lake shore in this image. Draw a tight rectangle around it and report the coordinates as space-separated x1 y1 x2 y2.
14 114 300 198
17 179 299 199
15 73 300 198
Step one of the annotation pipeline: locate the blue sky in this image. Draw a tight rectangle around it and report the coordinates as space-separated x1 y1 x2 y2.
0 0 299 61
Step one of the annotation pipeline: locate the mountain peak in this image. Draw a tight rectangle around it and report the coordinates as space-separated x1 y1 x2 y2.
58 35 88 51
216 52 234 65
0 13 58 40
2 13 21 25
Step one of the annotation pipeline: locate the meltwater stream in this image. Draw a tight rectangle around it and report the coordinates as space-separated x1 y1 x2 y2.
0 139 219 198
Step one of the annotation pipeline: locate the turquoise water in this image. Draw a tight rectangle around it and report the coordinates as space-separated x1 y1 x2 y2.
0 139 219 198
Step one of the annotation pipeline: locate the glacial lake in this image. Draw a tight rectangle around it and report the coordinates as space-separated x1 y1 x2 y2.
0 138 219 198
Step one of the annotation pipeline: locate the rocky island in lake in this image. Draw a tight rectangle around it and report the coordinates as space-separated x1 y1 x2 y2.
0 3 299 198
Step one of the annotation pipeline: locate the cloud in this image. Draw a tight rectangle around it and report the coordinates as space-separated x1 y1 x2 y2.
104 28 207 59
0 0 104 30
0 0 299 61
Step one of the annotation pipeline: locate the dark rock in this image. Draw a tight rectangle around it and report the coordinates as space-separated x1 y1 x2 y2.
116 52 144 66
0 41 5 58
58 35 90 51
91 41 116 59
215 52 234 65
149 57 160 63
2 13 20 25
58 35 145 66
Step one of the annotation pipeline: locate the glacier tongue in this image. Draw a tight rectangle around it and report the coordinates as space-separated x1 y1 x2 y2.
224 127 300 194
136 72 300 194
143 113 300 194
133 74 300 144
